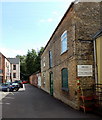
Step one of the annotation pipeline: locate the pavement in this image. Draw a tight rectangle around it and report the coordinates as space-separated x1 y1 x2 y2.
1 84 102 119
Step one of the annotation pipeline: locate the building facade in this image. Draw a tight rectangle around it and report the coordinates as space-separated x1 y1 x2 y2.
8 58 20 82
29 72 41 88
0 53 5 83
0 52 11 83
41 1 102 111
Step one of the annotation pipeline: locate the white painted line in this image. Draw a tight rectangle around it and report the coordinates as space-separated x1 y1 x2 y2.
4 97 14 99
5 103 10 105
10 92 14 95
0 91 10 101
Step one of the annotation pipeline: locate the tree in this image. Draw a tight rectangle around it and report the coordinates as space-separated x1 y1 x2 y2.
26 49 37 75
16 47 44 80
34 47 44 72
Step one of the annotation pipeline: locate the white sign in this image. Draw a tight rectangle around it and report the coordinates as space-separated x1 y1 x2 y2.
77 65 93 77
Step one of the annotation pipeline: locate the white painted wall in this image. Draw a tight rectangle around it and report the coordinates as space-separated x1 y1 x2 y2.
11 62 20 82
37 74 41 87
5 58 11 82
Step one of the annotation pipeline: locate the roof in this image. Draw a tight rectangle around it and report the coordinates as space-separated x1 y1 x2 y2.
8 58 20 64
93 29 102 39
0 52 10 62
42 0 102 55
42 2 74 54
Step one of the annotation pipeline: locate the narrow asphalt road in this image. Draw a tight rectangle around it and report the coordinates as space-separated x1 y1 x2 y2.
1 84 101 118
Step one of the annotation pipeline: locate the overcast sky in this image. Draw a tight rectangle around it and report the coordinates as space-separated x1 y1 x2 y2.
0 0 74 57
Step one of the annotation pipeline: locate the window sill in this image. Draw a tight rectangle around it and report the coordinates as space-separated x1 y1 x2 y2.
62 87 69 92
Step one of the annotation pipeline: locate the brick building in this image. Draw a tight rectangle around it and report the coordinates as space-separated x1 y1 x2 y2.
0 52 5 83
0 52 11 83
0 52 20 83
29 72 41 88
41 0 102 111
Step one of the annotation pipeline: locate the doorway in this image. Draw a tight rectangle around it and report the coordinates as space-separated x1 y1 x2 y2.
50 72 53 96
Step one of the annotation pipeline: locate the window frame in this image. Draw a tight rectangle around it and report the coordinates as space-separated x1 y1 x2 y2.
61 30 68 54
13 64 16 70
43 73 46 85
0 69 3 74
13 73 16 78
43 57 45 67
61 68 69 91
49 50 53 68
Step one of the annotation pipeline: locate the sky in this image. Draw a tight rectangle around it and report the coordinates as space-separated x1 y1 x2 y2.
0 0 74 58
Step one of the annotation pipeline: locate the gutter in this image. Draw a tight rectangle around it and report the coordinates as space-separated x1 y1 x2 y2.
93 39 98 84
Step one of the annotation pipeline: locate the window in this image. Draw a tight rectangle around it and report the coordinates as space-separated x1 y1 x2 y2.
61 68 68 91
0 69 3 74
43 57 45 67
43 73 45 85
13 73 16 78
49 51 52 68
61 31 68 54
43 62 45 67
0 57 2 68
6 62 7 67
13 65 16 70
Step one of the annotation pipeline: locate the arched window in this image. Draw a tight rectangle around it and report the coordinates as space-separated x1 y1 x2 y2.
61 68 68 91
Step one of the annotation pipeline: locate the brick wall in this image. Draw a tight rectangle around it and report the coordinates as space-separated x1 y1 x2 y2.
41 2 102 110
29 73 41 87
2 55 5 83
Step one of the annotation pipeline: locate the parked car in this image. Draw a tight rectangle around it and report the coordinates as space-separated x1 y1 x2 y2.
0 83 2 91
11 82 20 91
22 80 28 84
1 82 14 92
0 82 20 92
14 80 23 88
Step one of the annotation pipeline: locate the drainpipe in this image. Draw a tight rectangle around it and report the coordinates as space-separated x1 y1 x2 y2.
93 39 98 84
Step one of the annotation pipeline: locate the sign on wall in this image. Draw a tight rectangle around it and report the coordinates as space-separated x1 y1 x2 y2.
77 65 93 77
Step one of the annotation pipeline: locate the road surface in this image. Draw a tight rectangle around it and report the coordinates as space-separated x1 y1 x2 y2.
1 84 101 119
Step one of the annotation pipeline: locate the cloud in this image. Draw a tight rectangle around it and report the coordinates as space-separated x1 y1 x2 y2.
39 18 53 23
52 11 58 15
47 18 53 22
0 47 27 58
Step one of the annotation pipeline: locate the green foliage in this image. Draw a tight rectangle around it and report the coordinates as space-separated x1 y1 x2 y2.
26 49 37 75
16 47 44 80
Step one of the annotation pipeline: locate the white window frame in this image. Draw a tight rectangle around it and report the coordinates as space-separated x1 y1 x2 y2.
43 57 45 67
61 30 68 54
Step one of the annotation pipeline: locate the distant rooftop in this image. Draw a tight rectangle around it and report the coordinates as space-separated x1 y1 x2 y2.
8 58 20 64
